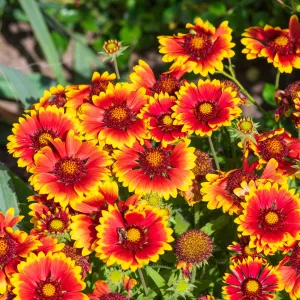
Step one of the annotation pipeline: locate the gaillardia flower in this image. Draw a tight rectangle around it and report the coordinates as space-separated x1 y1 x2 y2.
88 280 127 300
158 18 235 76
113 140 196 200
79 83 148 148
10 252 88 300
7 105 76 170
277 242 300 299
173 79 242 136
140 92 186 146
235 182 300 254
174 229 213 265
223 257 279 299
95 204 174 271
241 15 300 73
29 130 111 208
129 60 188 96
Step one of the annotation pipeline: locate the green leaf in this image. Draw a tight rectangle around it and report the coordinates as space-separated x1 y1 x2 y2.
0 65 54 108
120 25 141 45
18 0 66 85
174 211 190 235
208 2 226 15
262 83 276 106
201 215 231 235
146 266 166 290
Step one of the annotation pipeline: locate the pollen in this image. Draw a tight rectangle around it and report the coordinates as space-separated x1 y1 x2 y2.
42 283 56 297
162 115 173 126
195 102 217 121
245 279 260 293
38 132 53 147
264 211 279 225
110 107 127 121
244 246 257 256
61 160 79 175
266 138 284 154
126 228 141 242
199 103 213 114
49 219 65 231
0 238 8 255
146 151 163 167
274 35 289 47
152 74 180 96
191 36 205 49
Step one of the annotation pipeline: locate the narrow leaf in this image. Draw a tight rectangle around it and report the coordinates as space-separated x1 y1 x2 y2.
18 0 66 85
146 266 166 290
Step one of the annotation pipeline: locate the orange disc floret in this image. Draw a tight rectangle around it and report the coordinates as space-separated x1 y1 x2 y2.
95 204 174 271
140 92 186 147
241 15 300 73
7 105 77 171
158 18 235 76
173 79 242 137
28 130 112 208
10 251 88 300
223 257 279 299
113 140 196 200
235 182 300 255
79 83 148 148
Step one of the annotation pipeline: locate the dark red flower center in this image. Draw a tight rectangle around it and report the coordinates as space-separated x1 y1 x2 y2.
226 169 257 194
269 34 294 55
92 79 109 96
151 74 181 96
54 157 87 185
183 33 213 60
290 244 300 275
31 130 56 149
285 81 300 103
49 93 67 108
258 209 284 232
194 101 218 122
241 278 262 297
103 104 133 130
259 136 289 162
138 148 170 178
242 245 258 258
119 225 148 251
0 233 17 267
36 277 62 300
100 293 128 300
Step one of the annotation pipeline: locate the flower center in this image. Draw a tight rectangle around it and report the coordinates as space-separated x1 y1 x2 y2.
195 102 217 122
39 133 53 146
183 33 213 60
270 34 294 55
139 148 170 178
48 218 65 232
104 40 120 54
42 283 56 297
103 104 133 130
243 245 257 256
120 226 148 251
245 279 260 293
241 278 262 297
290 244 300 274
264 211 279 225
274 35 289 47
162 115 173 126
237 120 254 134
126 228 141 242
260 136 289 162
32 130 56 149
54 158 86 185
0 239 8 256
109 270 123 283
151 74 181 96
226 169 257 194
0 235 17 267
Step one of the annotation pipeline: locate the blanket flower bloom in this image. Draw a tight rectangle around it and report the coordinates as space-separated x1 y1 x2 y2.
223 257 279 299
10 252 88 300
7 105 76 170
235 182 300 254
95 204 174 271
113 140 196 200
241 15 300 73
173 79 242 136
29 130 111 208
79 83 148 148
158 18 235 76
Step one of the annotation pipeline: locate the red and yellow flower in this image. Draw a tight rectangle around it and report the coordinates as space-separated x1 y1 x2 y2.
173 79 242 136
201 158 285 215
241 15 300 73
129 60 188 96
277 242 300 299
88 280 128 300
235 182 300 254
246 128 300 177
29 130 111 208
65 71 116 114
223 257 279 299
7 105 76 170
113 140 196 200
10 251 88 300
79 83 148 148
0 208 41 294
140 92 186 146
158 18 235 76
95 204 174 271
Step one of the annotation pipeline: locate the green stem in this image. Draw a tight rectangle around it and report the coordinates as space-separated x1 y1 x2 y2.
227 58 236 77
275 71 280 91
219 70 266 114
138 268 148 296
191 265 197 283
298 128 300 140
208 136 220 170
113 57 120 80
229 131 237 168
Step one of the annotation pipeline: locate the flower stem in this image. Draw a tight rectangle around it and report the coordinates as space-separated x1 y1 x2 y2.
298 128 300 140
191 265 197 283
113 57 120 80
229 131 237 168
275 71 280 91
138 268 148 296
208 136 220 170
219 70 266 114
